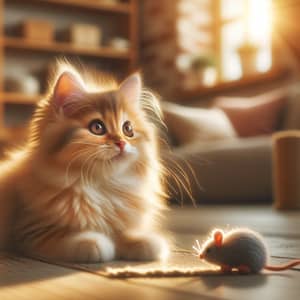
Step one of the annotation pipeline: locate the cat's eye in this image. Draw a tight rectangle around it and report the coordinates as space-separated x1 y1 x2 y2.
122 120 134 137
88 119 107 136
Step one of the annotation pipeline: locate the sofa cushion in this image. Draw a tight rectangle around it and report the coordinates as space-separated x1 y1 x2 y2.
213 88 288 137
162 101 237 146
164 136 272 203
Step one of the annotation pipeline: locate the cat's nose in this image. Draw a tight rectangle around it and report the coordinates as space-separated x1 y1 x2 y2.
115 140 126 152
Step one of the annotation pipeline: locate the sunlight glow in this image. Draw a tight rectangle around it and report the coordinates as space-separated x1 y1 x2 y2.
159 243 170 262
247 0 272 43
222 0 273 80
247 0 272 72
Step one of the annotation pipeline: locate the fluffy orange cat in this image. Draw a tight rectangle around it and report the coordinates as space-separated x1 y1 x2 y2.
0 64 169 263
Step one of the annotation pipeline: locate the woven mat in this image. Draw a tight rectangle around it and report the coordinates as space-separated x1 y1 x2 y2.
72 250 220 278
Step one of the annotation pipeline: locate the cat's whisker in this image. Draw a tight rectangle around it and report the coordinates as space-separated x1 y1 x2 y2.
65 148 92 185
137 149 193 204
80 151 97 187
86 153 95 186
160 153 197 206
192 245 199 252
82 152 94 188
70 141 100 147
86 150 103 188
196 239 201 250
85 153 100 187
82 148 111 188
192 246 201 256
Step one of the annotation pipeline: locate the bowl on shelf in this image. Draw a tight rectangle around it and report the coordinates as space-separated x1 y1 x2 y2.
107 37 130 51
4 73 40 95
63 24 102 48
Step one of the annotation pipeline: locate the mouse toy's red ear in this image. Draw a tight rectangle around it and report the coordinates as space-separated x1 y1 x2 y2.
213 230 223 247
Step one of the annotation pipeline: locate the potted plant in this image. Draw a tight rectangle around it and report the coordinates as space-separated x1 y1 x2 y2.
237 42 260 76
189 55 216 85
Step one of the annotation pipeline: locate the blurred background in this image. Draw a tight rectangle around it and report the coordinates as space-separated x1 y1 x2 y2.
0 0 300 205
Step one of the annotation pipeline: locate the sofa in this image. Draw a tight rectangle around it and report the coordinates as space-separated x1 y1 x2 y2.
162 83 300 204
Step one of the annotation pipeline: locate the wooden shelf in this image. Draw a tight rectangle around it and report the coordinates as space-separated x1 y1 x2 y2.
0 126 28 143
9 0 131 14
3 37 131 60
0 130 9 143
178 68 289 99
1 92 42 104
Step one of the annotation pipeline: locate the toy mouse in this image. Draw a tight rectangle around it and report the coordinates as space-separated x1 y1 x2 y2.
193 228 300 274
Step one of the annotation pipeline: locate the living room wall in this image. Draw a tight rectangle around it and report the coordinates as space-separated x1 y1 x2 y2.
274 0 300 64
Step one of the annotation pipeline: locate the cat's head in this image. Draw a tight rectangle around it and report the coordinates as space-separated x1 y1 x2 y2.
31 68 159 177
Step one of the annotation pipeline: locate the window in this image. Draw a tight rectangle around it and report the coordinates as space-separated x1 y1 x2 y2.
220 0 272 80
176 0 273 87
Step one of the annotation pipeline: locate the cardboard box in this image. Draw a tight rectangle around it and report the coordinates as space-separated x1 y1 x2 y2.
66 24 102 47
21 20 54 42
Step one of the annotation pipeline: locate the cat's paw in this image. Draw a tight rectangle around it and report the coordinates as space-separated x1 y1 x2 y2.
120 234 169 261
69 232 115 263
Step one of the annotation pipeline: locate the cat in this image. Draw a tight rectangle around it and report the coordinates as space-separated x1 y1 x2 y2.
0 63 169 263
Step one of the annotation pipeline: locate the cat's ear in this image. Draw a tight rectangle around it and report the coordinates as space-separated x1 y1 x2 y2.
118 73 142 106
53 71 85 110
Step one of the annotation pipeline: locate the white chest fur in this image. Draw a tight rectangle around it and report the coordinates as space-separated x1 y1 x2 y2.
64 170 146 232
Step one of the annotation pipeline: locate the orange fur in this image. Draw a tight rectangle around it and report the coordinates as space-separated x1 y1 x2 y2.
0 63 168 263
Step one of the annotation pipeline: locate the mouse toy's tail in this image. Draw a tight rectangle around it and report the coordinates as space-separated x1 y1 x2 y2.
264 260 300 271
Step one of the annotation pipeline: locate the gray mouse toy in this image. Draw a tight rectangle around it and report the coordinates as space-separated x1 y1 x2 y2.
194 228 300 273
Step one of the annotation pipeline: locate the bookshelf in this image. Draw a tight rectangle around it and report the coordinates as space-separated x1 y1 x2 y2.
0 0 139 144
15 0 132 14
4 37 132 59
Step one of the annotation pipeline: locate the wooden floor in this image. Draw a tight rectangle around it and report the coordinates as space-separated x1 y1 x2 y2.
1 205 300 300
